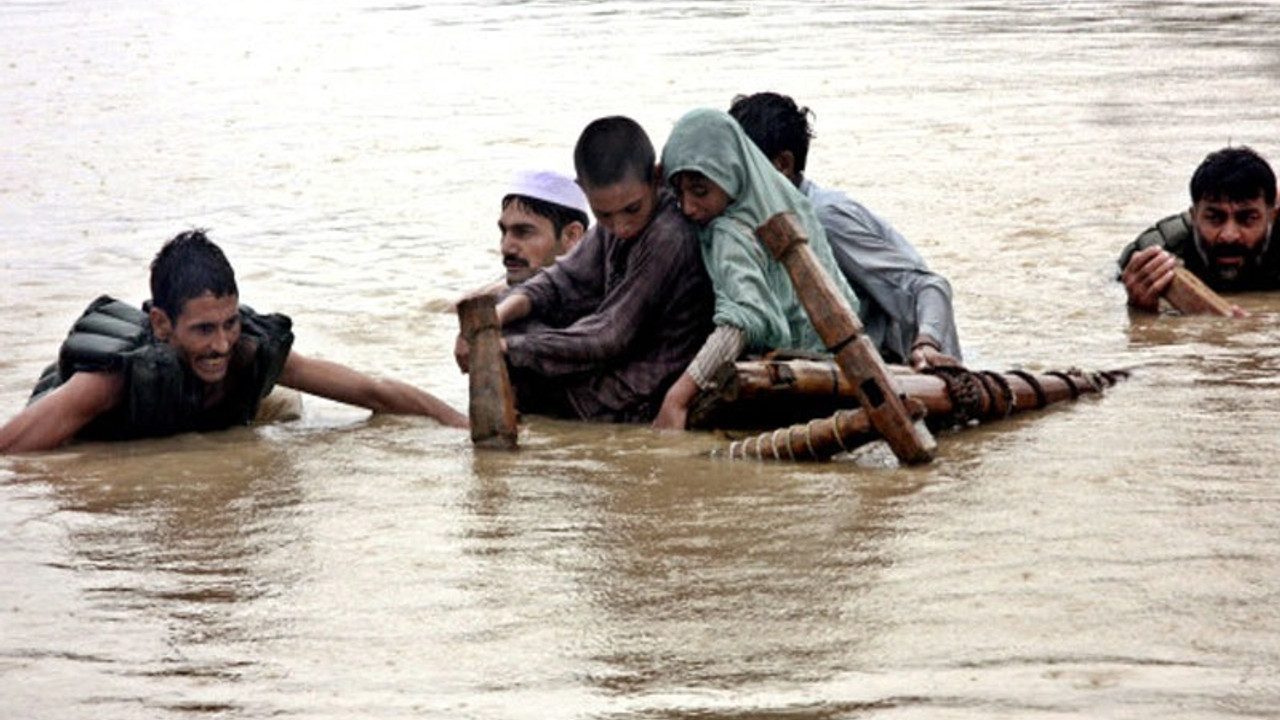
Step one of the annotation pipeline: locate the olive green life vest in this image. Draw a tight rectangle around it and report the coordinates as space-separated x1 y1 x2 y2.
1118 212 1195 273
30 295 294 441
1120 211 1280 291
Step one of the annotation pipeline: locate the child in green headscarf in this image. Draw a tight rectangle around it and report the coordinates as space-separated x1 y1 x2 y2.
652 107 862 429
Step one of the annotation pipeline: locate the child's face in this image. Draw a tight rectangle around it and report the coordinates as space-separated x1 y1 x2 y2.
673 172 731 227
582 177 658 241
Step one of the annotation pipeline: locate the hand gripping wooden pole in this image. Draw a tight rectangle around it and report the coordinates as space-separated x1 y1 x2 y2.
457 294 518 449
756 212 936 465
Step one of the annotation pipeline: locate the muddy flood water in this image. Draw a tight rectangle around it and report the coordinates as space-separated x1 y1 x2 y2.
2 1 1280 718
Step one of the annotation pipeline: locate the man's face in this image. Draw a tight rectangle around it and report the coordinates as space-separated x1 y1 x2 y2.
152 292 242 385
500 201 569 286
582 175 657 242
1190 194 1276 284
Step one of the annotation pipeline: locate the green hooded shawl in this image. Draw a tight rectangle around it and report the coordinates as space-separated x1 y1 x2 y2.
661 108 860 353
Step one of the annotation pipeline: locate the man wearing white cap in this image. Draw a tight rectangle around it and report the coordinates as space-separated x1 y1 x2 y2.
498 169 592 287
455 117 714 424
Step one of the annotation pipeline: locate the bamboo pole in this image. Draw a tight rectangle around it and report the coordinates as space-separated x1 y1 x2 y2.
724 401 925 462
695 359 1122 425
457 294 518 449
756 212 935 465
688 358 924 430
717 366 1128 462
1163 267 1235 316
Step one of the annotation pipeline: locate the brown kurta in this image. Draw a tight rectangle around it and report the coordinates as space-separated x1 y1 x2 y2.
504 190 714 422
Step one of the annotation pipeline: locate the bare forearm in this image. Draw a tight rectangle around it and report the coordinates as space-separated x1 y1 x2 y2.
653 372 699 430
0 372 122 454
0 405 65 454
280 353 467 428
367 377 468 428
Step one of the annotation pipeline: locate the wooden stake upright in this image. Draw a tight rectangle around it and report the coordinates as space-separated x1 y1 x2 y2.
756 212 936 465
457 294 518 449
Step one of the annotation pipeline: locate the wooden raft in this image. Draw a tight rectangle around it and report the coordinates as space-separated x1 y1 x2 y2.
693 360 1129 462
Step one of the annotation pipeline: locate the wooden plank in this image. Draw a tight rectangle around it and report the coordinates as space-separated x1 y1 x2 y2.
1163 266 1235 317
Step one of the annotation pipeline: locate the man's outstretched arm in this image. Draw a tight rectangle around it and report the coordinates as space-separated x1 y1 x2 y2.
0 372 124 454
278 352 468 428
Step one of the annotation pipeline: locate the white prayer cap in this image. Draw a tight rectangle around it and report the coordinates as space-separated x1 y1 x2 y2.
505 169 591 218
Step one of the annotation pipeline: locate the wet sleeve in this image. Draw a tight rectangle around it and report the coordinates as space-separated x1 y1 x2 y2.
504 230 683 376
702 221 793 351
686 325 746 389
818 196 961 358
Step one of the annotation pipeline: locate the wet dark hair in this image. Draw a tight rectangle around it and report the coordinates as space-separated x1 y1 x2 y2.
149 229 238 320
501 194 589 236
573 116 655 189
728 91 815 175
1190 146 1276 207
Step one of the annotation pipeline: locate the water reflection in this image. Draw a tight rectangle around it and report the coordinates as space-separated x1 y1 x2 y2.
4 433 305 716
461 420 922 700
589 468 920 697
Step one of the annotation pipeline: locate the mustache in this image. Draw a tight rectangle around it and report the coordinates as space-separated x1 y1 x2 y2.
503 254 530 268
1206 243 1250 261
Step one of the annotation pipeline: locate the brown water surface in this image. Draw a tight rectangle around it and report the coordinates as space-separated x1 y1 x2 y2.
3 2 1280 718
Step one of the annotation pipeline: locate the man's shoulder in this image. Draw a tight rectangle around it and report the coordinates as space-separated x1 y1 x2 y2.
74 295 149 336
58 296 152 374
239 303 294 337
236 305 295 393
1135 211 1194 254
800 177 857 208
803 177 903 243
1117 210 1194 273
802 177 875 218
